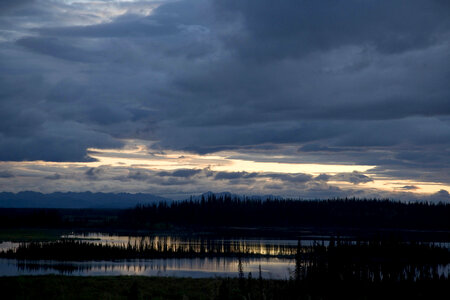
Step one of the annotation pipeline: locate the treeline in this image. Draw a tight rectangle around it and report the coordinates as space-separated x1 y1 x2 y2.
2 238 449 264
1 197 449 231
120 196 450 230
0 239 294 260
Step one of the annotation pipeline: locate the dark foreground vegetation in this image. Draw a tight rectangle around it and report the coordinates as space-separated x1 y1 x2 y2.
123 196 450 230
0 275 448 300
1 197 449 234
1 197 449 299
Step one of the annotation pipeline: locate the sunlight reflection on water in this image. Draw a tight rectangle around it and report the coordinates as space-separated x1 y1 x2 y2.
1 233 449 279
0 257 295 278
60 233 326 256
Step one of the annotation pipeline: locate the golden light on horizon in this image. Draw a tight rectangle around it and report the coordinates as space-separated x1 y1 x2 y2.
87 146 373 174
84 145 450 196
1 143 448 198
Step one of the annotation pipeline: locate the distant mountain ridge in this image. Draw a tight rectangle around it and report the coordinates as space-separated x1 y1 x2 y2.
0 191 172 209
0 191 283 209
190 191 283 201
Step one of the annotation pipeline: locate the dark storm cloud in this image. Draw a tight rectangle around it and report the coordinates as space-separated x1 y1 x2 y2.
214 171 258 180
38 16 178 38
0 0 449 197
315 174 331 182
127 170 152 181
85 167 103 178
117 168 318 188
332 171 373 185
44 173 62 180
429 190 450 202
299 144 348 153
265 173 313 184
216 0 450 59
369 162 450 185
108 168 201 186
0 120 122 162
0 0 33 13
0 171 14 178
126 169 199 185
398 186 419 191
157 169 202 178
212 171 314 185
17 37 104 63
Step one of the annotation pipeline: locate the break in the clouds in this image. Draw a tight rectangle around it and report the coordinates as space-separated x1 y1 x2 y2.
0 0 449 200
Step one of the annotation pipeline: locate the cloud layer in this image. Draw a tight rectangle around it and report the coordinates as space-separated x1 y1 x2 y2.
0 0 449 199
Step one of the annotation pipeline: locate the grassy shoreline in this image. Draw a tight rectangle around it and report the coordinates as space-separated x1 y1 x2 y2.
2 238 448 262
0 275 448 300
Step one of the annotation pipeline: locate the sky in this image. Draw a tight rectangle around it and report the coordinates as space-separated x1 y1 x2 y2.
0 0 449 201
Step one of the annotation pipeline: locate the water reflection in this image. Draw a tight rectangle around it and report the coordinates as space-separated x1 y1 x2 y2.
0 241 20 251
0 257 295 279
60 233 319 257
3 233 448 255
1 233 449 280
0 258 448 280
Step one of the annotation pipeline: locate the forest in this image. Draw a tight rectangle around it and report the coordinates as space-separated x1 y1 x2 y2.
121 196 450 230
1 196 449 232
1 196 449 299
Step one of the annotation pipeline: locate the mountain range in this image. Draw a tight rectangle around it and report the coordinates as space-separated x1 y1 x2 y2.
0 191 172 209
0 191 283 209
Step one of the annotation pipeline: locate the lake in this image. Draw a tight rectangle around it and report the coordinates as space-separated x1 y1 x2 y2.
0 257 294 278
0 232 448 279
0 233 302 278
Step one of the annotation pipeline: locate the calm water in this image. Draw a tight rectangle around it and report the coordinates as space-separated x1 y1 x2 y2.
0 257 294 278
63 233 305 256
0 233 308 256
0 233 300 278
1 233 448 278
0 257 448 279
61 233 450 249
